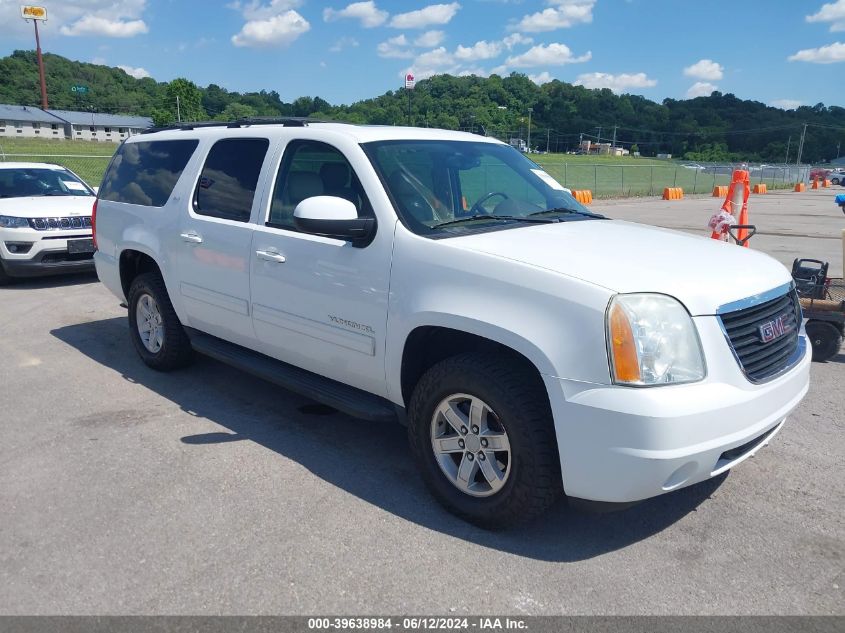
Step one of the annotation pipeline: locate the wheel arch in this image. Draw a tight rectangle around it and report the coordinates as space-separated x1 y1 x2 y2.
119 248 163 300
398 322 554 409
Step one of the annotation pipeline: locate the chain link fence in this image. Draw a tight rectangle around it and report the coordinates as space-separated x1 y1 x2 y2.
0 150 817 200
535 162 814 198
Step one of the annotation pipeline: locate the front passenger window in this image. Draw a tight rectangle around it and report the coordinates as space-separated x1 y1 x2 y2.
268 140 372 230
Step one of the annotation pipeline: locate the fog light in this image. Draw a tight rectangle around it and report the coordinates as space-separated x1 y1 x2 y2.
5 242 33 254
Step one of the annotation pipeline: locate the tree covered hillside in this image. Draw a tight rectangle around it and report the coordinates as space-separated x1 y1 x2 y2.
1 50 843 163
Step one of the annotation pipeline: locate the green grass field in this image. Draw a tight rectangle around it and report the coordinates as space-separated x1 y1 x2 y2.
0 137 798 197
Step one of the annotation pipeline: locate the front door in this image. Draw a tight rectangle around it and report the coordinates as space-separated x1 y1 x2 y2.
249 139 393 397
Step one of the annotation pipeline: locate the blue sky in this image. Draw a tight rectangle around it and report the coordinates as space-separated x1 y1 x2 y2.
1 0 844 108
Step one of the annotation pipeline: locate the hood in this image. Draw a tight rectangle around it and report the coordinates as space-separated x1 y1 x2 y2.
0 196 95 219
449 219 792 316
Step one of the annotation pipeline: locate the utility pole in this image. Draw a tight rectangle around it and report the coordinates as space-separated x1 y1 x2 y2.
796 122 808 170
611 124 618 150
596 126 602 143
176 95 181 123
785 135 791 164
546 128 550 153
21 7 49 109
527 107 533 151
837 141 841 159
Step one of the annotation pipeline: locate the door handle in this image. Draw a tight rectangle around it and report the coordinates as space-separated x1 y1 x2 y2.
180 231 203 244
255 249 286 263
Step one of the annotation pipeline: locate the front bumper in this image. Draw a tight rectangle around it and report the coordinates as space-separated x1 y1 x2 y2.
1 228 95 278
545 316 811 503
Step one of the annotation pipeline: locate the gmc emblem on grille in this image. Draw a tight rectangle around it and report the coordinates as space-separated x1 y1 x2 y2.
758 313 793 343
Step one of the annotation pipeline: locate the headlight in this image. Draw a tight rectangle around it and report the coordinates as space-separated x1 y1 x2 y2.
0 215 30 229
607 293 705 386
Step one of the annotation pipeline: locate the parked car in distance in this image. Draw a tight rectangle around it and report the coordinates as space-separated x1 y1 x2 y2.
93 120 811 528
0 162 96 285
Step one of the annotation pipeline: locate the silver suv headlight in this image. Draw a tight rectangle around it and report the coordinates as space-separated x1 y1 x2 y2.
607 293 706 386
0 215 30 229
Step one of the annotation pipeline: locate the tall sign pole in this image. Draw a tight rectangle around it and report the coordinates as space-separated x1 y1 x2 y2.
21 6 49 110
404 73 415 126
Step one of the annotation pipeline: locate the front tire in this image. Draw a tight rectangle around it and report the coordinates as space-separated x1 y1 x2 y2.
127 272 194 371
0 261 10 286
407 352 562 529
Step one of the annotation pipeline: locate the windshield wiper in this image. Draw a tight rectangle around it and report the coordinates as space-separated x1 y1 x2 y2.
528 207 603 218
432 214 556 229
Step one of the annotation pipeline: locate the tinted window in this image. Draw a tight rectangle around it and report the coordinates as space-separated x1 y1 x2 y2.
268 140 372 230
194 138 269 222
99 140 198 207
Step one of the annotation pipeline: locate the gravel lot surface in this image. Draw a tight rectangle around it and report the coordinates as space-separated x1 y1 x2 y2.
1 187 842 615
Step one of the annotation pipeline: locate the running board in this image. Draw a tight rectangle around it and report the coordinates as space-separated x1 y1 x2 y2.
185 328 397 423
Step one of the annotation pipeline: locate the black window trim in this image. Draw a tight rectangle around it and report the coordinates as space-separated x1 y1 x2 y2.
191 136 271 224
263 138 378 245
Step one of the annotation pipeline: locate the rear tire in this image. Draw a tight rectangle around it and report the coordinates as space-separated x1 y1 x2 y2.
805 321 843 362
407 352 562 529
127 272 194 371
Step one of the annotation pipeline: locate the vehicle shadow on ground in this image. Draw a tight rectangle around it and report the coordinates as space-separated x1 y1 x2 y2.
52 316 726 563
1 271 99 290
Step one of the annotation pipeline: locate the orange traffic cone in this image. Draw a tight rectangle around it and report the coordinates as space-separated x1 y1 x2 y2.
710 170 750 246
812 176 819 189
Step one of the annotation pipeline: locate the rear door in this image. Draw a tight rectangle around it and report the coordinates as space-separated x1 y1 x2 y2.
172 136 274 346
249 138 393 397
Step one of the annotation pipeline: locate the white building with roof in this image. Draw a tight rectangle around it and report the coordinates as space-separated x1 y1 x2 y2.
0 105 66 139
0 104 152 142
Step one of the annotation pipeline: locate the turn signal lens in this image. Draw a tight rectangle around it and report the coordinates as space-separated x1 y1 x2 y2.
609 301 641 383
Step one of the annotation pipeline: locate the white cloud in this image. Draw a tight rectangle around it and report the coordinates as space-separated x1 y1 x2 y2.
415 46 455 68
60 16 148 38
454 40 502 61
117 64 151 79
504 43 591 67
415 30 446 47
236 0 302 20
503 33 534 50
529 71 554 85
770 99 804 110
788 41 845 63
806 0 845 32
329 36 359 52
0 1 149 38
574 72 657 93
511 1 595 33
686 81 718 98
683 59 724 81
389 2 461 29
323 1 388 28
377 34 415 58
232 10 310 48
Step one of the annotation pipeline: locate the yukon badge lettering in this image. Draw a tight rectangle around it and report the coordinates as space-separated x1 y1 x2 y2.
758 313 794 344
329 315 375 335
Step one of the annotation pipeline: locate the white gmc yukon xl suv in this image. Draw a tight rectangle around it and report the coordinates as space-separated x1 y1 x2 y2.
94 121 810 528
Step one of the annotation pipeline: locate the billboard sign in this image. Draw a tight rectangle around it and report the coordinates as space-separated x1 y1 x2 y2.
20 5 47 20
405 73 415 90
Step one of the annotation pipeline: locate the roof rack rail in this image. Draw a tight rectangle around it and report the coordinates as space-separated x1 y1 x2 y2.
141 117 328 134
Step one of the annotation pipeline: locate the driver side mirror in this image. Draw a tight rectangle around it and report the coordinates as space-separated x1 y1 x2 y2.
293 196 375 247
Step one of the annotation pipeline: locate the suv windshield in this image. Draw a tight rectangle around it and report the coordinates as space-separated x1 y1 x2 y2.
0 168 94 199
363 140 602 236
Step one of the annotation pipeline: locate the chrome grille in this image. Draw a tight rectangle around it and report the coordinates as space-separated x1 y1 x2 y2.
28 216 92 231
719 288 802 383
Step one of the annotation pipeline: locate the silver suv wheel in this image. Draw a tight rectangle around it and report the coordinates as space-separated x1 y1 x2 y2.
136 293 164 353
430 393 511 497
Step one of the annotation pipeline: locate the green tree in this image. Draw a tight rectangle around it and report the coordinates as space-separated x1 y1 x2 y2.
164 78 206 122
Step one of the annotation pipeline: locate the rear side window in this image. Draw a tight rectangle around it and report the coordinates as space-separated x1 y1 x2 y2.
194 138 270 222
99 139 198 207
